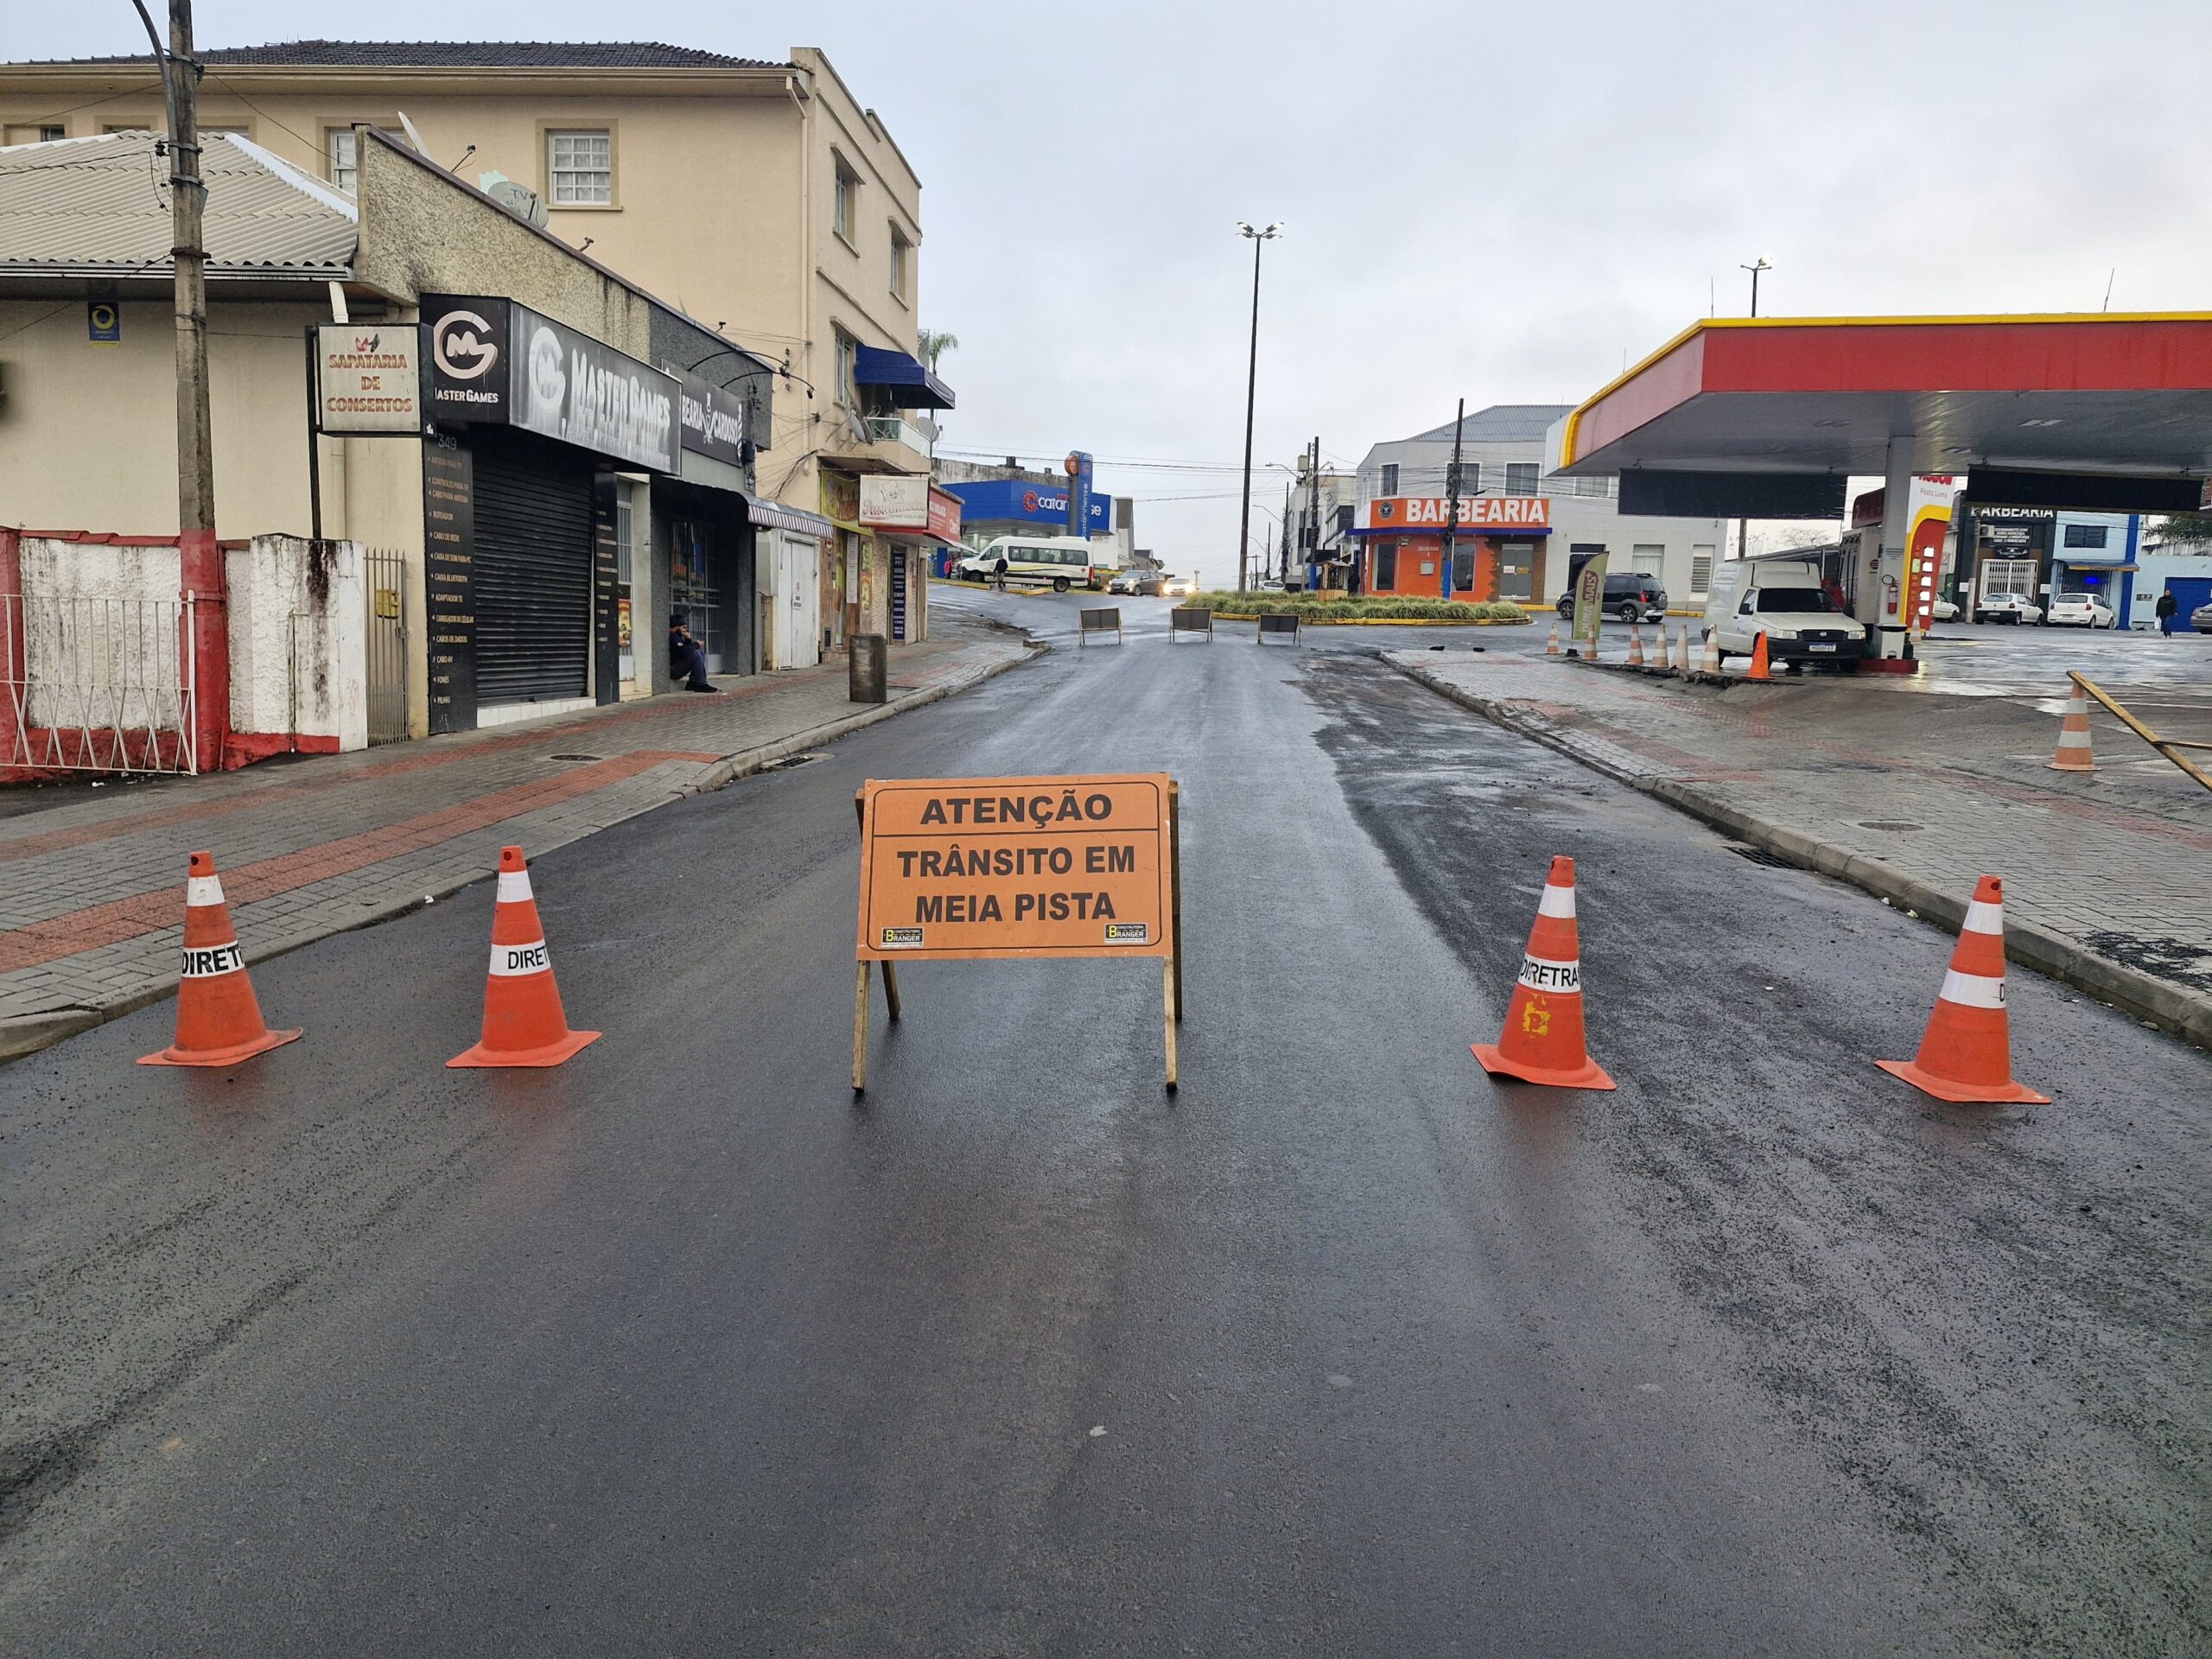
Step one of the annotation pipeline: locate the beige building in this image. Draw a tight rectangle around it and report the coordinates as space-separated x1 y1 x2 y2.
0 40 952 652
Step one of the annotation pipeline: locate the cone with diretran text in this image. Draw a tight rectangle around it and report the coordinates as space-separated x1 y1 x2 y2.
138 851 302 1067
1546 621 1561 656
2048 683 2097 772
1877 875 2047 1104
1699 628 1719 675
1747 631 1772 681
448 845 601 1068
1626 624 1645 667
1471 855 1617 1090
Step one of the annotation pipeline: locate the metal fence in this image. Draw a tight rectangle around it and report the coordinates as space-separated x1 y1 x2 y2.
363 547 409 745
2 594 198 773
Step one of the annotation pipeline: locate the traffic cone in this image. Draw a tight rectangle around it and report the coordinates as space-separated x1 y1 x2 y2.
1746 631 1772 681
1877 875 2047 1104
448 845 601 1068
1471 855 1617 1090
2048 684 2097 772
1652 628 1671 671
138 851 302 1067
1698 628 1719 676
1546 621 1561 656
1679 627 1696 675
1626 624 1645 667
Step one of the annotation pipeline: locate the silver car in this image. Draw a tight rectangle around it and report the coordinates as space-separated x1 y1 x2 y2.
2191 601 2212 634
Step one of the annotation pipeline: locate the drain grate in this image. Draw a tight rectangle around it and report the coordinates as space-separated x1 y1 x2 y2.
760 752 828 772
1728 843 1796 868
1859 820 1924 832
548 753 602 762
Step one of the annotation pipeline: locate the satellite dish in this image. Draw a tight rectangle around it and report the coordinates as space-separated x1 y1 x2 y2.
394 111 429 155
485 176 549 229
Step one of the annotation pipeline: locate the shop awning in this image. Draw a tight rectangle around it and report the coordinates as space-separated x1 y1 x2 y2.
748 499 836 537
855 345 956 410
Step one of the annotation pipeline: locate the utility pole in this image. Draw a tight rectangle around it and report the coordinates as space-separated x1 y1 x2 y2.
1736 256 1771 569
1306 434 1320 591
1440 398 1465 601
1234 221 1281 594
135 0 224 772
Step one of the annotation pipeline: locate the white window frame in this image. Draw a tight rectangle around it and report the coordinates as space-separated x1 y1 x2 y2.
1505 461 1540 496
1631 544 1666 576
1379 462 1398 496
889 227 911 302
548 128 613 207
834 328 858 409
326 126 357 193
833 155 859 247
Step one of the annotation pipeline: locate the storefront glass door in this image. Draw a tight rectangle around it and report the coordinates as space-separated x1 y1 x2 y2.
670 517 726 672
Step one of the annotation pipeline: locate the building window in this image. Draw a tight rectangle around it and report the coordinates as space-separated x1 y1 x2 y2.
548 130 613 205
326 126 356 193
834 328 857 408
1506 461 1540 496
1380 462 1398 496
1690 546 1715 596
40 124 64 141
889 230 910 302
2063 523 2108 550
1632 544 1665 575
1373 543 1399 590
833 156 859 245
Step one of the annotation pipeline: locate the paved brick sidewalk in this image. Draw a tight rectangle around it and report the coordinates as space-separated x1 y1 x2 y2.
1388 651 2212 1048
0 621 1034 1058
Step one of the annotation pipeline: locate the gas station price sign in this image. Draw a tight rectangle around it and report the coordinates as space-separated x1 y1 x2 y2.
856 774 1173 961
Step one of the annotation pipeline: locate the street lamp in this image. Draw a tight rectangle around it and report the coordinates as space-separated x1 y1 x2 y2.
1739 253 1772 318
1236 221 1283 594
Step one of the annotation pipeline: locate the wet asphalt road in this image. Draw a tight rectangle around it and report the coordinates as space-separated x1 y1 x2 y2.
4 597 2207 1656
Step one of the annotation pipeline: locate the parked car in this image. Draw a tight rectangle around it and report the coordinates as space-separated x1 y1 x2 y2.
2046 591 2116 629
1929 596 1960 622
2191 601 2212 634
1972 592 2044 625
1702 556 1868 671
1555 572 1669 623
1106 572 1136 594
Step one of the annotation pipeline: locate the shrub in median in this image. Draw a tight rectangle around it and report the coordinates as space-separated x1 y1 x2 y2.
1189 592 1530 623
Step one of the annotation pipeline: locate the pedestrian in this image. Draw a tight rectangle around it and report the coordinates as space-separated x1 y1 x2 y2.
2154 587 2179 636
668 614 721 693
992 552 1009 594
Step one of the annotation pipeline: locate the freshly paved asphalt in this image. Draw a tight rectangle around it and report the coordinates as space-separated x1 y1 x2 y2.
4 588 2205 1656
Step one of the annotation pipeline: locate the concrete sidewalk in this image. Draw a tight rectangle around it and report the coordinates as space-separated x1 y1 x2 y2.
1388 650 2212 1049
0 620 1036 1058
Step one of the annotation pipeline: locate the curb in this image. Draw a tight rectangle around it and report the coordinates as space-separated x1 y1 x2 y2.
0 643 1041 1065
1209 613 1532 627
1389 657 2212 1052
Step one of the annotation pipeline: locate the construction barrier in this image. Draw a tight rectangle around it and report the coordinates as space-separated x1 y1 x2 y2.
1078 607 1124 647
137 850 302 1067
1169 607 1214 642
1256 613 1301 646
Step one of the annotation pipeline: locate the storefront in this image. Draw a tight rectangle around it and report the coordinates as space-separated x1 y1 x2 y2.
749 499 834 669
1351 495 1553 600
653 366 760 680
1955 504 2056 613
421 295 678 732
819 468 864 656
859 478 963 643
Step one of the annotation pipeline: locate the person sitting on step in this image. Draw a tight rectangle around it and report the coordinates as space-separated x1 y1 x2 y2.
669 615 722 693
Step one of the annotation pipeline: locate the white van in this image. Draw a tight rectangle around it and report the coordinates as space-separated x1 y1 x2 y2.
957 535 1103 593
1702 557 1868 671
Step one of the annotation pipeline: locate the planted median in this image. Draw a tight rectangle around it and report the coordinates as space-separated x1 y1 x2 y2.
1191 592 1533 624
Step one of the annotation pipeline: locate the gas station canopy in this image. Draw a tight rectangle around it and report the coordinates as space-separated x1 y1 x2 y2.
1549 313 2212 518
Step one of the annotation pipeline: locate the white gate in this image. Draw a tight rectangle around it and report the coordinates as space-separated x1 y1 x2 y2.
776 532 822 669
2 594 199 774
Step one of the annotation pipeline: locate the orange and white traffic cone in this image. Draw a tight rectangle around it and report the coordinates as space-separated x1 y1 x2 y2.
1652 628 1671 671
138 851 302 1067
1471 855 1617 1091
1546 621 1561 656
1746 631 1772 681
1626 624 1645 667
1678 627 1695 675
1877 875 2047 1104
1698 628 1719 676
2049 684 2097 772
448 845 601 1068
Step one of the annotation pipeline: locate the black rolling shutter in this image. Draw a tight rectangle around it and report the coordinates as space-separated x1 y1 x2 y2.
471 429 592 704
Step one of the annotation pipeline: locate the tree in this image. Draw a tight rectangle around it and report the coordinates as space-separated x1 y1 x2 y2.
917 328 959 372
2152 511 2212 547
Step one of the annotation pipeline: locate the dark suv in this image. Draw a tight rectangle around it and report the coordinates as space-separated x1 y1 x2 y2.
1556 572 1668 623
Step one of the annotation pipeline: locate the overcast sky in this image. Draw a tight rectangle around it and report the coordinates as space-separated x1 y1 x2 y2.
17 1 2208 584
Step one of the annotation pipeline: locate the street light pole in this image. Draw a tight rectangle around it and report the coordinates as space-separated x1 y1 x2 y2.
1235 221 1281 595
1735 255 1772 563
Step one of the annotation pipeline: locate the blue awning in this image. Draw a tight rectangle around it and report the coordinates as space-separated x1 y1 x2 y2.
855 345 955 410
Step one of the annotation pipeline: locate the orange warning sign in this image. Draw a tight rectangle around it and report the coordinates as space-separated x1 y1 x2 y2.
856 774 1173 961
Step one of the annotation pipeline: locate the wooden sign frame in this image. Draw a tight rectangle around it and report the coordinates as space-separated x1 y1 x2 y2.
853 776 1184 1093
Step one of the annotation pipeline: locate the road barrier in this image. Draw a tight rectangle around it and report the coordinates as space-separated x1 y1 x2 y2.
137 850 302 1067
853 774 1185 1091
2068 671 2212 792
1627 625 1645 668
1746 632 1772 681
1170 607 1214 642
2049 684 2098 772
1698 628 1719 675
1078 607 1125 647
1256 613 1300 646
448 844 601 1068
1877 874 2047 1104
1470 855 1616 1091
1546 621 1561 656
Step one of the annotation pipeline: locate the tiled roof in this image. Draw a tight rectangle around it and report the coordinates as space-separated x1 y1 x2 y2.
35 41 785 70
0 130 355 276
1408 404 1575 443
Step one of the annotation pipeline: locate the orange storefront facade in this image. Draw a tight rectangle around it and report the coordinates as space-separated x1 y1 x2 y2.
1354 495 1552 602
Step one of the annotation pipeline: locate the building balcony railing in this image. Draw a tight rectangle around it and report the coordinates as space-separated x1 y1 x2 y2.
867 415 936 461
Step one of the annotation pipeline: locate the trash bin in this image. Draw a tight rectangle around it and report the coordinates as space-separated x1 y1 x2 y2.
849 632 887 704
